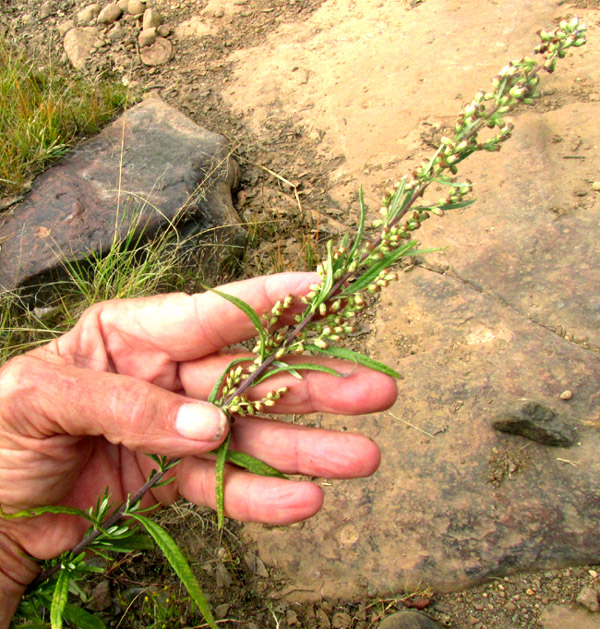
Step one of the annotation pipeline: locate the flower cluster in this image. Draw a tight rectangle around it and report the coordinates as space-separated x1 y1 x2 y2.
227 387 289 416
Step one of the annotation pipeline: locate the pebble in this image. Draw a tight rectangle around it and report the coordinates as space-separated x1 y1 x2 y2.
560 390 573 400
117 0 129 9
576 586 600 613
138 27 156 47
57 19 75 35
97 3 123 24
592 182 600 192
127 0 146 15
40 1 54 18
157 24 171 37
77 3 101 25
142 8 161 29
140 36 172 65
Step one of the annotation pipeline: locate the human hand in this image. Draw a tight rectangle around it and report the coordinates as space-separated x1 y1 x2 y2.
0 272 398 623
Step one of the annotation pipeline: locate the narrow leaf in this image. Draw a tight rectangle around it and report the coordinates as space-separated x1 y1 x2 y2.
0 504 92 521
342 240 418 295
215 433 231 530
255 362 346 384
205 286 269 359
348 186 367 261
50 569 69 629
437 199 476 210
131 514 217 629
305 344 403 379
226 450 287 479
387 177 407 221
61 603 107 629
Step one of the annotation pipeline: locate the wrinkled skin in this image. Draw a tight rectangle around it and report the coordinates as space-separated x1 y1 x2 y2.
0 273 397 625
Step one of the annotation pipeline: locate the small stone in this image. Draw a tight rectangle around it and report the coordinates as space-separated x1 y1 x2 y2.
574 187 588 197
140 36 172 65
127 0 146 15
97 3 123 24
576 586 599 612
156 24 171 37
592 182 600 192
560 390 572 400
64 27 99 69
21 13 34 24
138 27 156 47
142 7 161 29
106 23 125 41
525 588 535 596
77 3 101 25
57 19 75 35
492 400 576 447
378 611 441 629
117 0 129 9
590 569 599 578
40 1 54 19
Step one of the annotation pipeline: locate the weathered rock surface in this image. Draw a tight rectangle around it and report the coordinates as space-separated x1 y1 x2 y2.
493 400 577 447
234 0 600 601
0 99 245 298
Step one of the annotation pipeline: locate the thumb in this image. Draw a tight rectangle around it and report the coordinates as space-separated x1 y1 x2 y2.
0 355 228 456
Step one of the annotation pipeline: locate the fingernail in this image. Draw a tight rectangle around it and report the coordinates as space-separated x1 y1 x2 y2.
176 403 228 441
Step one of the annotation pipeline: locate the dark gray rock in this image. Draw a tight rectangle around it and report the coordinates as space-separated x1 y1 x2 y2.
0 98 245 300
492 401 576 447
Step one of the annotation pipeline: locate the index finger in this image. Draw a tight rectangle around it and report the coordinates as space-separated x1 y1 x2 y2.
51 273 319 373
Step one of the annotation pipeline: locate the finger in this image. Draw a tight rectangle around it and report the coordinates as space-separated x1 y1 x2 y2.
228 416 381 478
0 355 228 457
55 273 320 370
180 353 398 415
177 457 324 525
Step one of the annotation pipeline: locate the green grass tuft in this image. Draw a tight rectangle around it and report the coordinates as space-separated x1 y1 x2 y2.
0 35 129 199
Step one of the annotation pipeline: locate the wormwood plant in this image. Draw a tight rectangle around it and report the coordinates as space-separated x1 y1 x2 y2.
6 17 587 629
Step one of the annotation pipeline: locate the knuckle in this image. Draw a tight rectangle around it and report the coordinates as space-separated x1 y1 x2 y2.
0 355 40 402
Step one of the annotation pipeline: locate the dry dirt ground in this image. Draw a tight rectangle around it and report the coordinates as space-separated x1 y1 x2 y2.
2 0 600 628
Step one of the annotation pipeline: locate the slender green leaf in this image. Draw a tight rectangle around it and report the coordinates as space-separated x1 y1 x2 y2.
226 450 287 479
131 514 217 629
342 240 418 295
205 286 269 359
90 533 154 553
437 199 476 210
387 177 407 221
255 361 345 384
0 504 91 521
207 357 254 404
215 433 231 530
305 344 403 379
50 569 69 629
348 186 367 262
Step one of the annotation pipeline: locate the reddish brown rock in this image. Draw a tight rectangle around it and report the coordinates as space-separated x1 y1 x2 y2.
0 99 244 298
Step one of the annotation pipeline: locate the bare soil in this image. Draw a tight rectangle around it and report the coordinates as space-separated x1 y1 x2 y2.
2 0 600 627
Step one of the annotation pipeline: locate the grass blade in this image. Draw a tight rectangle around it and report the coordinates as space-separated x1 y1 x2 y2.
131 514 217 629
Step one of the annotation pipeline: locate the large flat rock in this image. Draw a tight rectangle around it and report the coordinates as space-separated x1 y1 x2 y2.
0 98 245 297
246 269 600 599
232 0 600 601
